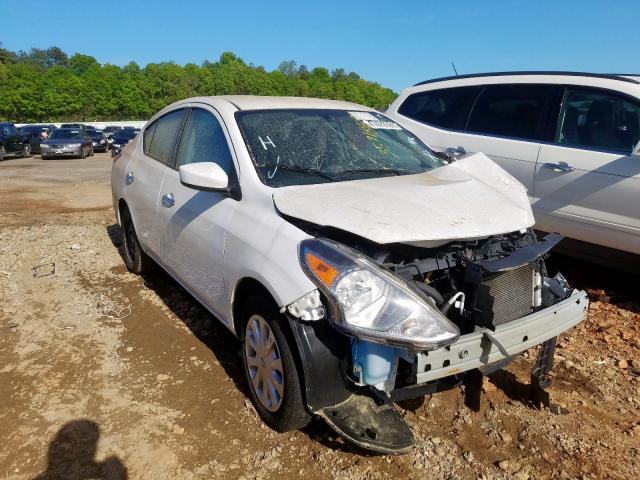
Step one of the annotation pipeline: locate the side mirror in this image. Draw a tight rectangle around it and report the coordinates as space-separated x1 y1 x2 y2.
179 162 229 191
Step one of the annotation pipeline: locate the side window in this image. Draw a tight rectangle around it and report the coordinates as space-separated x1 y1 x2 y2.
397 86 480 130
143 121 157 155
467 84 555 141
146 109 185 164
5 124 18 136
175 108 235 175
557 87 640 154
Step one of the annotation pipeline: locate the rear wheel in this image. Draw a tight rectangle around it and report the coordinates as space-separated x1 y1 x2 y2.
120 207 153 274
241 295 311 432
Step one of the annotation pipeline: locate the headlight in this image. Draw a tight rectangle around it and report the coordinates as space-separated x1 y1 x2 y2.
69 143 81 147
113 143 121 148
299 238 459 350
40 144 50 148
100 139 106 144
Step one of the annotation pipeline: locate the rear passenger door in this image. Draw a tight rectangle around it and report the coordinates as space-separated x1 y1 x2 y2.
533 86 640 254
157 106 239 315
125 108 186 256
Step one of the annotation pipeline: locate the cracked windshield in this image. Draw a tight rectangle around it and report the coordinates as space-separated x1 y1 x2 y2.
236 109 444 186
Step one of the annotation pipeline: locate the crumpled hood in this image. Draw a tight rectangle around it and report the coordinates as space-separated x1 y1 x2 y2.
273 153 535 247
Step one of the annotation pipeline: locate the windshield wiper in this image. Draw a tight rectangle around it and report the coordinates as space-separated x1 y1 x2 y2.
259 163 335 181
333 167 416 177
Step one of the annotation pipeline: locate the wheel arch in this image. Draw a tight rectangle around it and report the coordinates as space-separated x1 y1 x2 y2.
230 275 352 413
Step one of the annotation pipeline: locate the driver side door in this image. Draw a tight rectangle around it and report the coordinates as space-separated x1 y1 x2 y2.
157 106 240 317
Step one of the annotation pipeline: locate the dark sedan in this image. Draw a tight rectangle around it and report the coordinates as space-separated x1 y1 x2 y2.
41 128 93 159
19 124 56 154
86 129 109 152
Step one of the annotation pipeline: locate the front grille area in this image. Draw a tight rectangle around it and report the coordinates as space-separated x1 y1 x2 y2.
474 264 535 328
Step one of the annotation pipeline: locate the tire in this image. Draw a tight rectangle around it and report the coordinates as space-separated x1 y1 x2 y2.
0 146 4 161
79 147 86 159
89 146 94 157
241 295 311 432
120 207 154 274
21 143 31 158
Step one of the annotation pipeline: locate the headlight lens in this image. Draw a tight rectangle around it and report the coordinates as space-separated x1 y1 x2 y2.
299 238 459 350
100 139 106 144
40 144 50 148
69 143 81 147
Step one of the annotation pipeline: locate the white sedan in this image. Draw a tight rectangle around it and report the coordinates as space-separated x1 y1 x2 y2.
111 95 587 453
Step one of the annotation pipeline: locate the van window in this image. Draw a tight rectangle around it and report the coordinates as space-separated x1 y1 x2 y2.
146 109 185 164
557 87 640 154
467 84 554 141
175 108 234 175
397 86 480 130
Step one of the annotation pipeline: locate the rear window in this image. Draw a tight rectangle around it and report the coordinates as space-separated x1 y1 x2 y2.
466 84 555 141
145 109 185 164
398 86 480 130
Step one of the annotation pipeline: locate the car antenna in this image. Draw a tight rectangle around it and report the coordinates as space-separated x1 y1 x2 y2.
451 62 459 76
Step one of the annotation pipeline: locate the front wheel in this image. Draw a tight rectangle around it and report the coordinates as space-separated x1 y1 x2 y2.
0 146 4 161
241 296 311 432
79 147 86 159
89 146 94 157
21 143 31 158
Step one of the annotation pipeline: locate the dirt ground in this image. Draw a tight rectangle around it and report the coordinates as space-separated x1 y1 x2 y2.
1 153 639 480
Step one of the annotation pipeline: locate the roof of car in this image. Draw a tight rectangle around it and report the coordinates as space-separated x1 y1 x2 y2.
415 71 640 86
190 95 373 111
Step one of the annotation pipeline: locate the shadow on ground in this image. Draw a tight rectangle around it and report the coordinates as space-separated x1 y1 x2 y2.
34 419 127 480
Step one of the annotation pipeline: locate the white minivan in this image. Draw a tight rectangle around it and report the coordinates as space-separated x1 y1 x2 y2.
386 72 640 263
111 96 587 453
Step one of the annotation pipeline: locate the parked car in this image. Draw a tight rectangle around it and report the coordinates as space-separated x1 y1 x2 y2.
0 122 31 160
111 96 588 454
101 127 121 150
110 129 138 156
19 124 56 154
41 128 94 159
86 129 108 152
386 72 640 263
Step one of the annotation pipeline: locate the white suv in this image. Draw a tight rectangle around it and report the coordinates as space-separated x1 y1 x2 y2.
111 96 587 453
386 72 640 261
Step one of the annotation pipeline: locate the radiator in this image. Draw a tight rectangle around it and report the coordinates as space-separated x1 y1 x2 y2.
475 264 535 328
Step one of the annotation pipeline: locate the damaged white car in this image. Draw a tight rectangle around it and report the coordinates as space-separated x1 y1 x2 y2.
111 96 588 454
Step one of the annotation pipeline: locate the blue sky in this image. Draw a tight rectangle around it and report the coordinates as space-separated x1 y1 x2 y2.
1 0 638 92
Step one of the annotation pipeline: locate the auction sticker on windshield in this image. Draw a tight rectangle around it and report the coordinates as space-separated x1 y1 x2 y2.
349 111 402 130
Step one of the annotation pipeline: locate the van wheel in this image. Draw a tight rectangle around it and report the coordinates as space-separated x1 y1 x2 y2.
0 146 5 161
120 207 153 274
241 295 311 432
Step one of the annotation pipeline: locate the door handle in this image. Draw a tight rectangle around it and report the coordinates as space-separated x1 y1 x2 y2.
161 193 175 208
125 171 134 185
543 162 575 173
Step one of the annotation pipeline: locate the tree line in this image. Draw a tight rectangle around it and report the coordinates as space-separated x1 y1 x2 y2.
0 44 397 123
